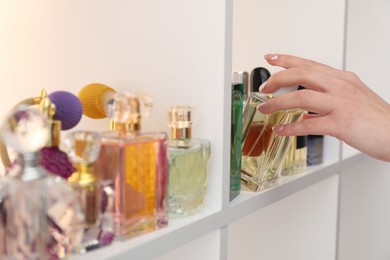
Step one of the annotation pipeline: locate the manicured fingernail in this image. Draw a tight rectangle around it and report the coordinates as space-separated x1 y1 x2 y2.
259 81 267 92
265 54 279 61
272 125 284 133
257 102 268 111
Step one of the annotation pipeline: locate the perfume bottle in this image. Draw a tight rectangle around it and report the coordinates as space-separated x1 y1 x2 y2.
230 72 245 201
241 88 305 191
281 135 308 176
167 106 211 216
307 134 324 165
63 131 102 228
96 92 168 239
0 107 84 259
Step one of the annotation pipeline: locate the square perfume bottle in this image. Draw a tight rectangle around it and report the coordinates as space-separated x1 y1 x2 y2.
167 106 210 216
95 92 168 239
241 90 305 191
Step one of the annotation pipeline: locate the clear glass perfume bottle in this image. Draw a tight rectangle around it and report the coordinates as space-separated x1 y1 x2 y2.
281 135 308 176
230 72 245 201
0 107 84 259
167 106 210 216
241 90 305 191
95 92 168 239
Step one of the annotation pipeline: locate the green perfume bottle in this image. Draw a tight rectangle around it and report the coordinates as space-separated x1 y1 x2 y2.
230 71 247 201
167 106 211 217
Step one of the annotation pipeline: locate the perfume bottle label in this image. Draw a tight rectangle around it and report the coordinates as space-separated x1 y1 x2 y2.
124 141 155 218
97 132 168 239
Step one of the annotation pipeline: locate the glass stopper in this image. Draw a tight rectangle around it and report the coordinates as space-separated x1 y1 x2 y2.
62 131 101 165
1 107 50 153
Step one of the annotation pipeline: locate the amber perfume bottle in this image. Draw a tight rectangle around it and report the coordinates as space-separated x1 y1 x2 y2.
230 72 246 201
281 135 308 176
167 106 211 216
96 92 168 239
241 89 305 191
63 131 102 228
0 107 84 259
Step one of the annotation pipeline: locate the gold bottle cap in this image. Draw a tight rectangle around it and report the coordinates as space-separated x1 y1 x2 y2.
168 105 193 139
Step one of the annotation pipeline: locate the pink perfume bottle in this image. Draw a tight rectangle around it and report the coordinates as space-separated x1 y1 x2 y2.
96 92 168 239
0 107 84 259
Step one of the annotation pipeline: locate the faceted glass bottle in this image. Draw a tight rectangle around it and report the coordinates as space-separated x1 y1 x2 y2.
0 108 84 260
167 106 210 217
96 92 168 239
241 92 305 191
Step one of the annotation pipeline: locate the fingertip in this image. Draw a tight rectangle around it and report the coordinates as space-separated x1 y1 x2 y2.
259 81 268 92
264 54 279 62
272 125 285 134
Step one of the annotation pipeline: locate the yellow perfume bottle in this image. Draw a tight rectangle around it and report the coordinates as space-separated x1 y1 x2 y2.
241 88 305 191
63 131 102 228
167 106 211 216
281 135 308 176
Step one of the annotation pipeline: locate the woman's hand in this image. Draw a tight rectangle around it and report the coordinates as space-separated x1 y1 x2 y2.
257 53 390 161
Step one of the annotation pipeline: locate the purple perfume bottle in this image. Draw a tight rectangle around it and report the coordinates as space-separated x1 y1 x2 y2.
95 92 168 239
0 107 84 259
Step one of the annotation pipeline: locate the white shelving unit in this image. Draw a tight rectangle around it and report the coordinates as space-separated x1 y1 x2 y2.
2 0 390 259
73 154 364 260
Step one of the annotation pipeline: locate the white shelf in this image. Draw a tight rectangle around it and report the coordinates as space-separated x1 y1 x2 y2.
72 153 365 260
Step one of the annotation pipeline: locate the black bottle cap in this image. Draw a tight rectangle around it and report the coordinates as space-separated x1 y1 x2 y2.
250 67 271 93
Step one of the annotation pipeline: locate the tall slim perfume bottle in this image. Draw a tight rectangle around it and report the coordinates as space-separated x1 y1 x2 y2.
230 72 246 201
63 131 102 228
0 107 84 259
281 135 308 176
307 135 324 165
241 88 305 191
307 111 324 165
96 92 168 239
167 106 211 216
